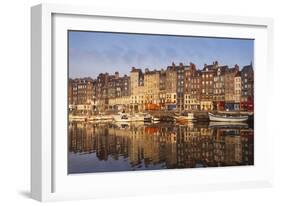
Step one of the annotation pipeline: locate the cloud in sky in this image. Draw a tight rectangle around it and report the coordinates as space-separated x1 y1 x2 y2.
69 31 254 78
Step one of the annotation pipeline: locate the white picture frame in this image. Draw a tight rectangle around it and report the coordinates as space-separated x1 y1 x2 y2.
31 3 274 202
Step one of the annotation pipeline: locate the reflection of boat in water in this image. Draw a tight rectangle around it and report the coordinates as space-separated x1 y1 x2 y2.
208 112 248 122
208 121 248 128
177 121 195 129
112 121 145 129
113 122 130 129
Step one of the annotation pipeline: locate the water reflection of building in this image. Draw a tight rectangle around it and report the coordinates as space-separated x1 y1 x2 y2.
240 129 254 165
69 122 254 172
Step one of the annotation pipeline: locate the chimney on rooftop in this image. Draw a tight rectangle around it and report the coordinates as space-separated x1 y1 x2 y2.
190 62 196 70
115 71 119 78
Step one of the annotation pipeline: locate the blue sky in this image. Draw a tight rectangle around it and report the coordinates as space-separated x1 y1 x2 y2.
69 31 253 78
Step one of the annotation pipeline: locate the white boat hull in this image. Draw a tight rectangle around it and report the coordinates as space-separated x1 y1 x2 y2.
113 114 144 122
208 113 248 122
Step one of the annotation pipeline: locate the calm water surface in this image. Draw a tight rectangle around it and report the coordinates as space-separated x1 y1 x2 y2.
68 121 253 174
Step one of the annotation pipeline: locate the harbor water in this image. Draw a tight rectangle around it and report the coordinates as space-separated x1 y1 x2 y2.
68 121 253 174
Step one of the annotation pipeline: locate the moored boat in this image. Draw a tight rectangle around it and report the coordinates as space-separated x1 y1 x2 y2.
143 113 152 122
208 112 248 122
174 113 196 122
113 113 131 122
113 113 145 122
152 117 160 122
69 115 87 122
95 113 113 121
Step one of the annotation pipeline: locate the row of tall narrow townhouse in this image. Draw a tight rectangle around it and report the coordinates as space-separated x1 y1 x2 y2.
68 62 254 113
